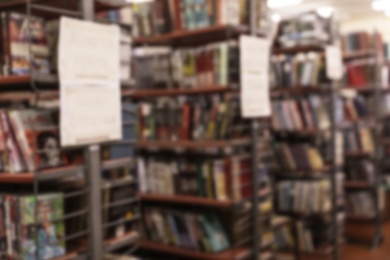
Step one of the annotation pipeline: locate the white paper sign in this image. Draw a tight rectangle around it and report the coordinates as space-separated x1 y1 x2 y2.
240 36 271 118
59 17 121 147
326 45 343 80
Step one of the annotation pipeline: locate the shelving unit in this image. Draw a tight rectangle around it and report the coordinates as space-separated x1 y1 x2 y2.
270 15 344 260
0 0 140 259
341 31 384 248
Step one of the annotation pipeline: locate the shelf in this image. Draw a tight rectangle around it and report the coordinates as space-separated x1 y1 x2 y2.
274 172 329 180
346 215 376 223
123 86 234 98
271 86 326 96
139 241 251 260
343 50 375 60
104 231 140 253
278 245 334 258
0 165 84 184
135 139 251 150
345 151 372 158
276 210 331 219
134 25 248 46
273 166 330 179
344 181 373 189
272 128 325 136
139 193 234 208
102 157 134 171
272 45 324 55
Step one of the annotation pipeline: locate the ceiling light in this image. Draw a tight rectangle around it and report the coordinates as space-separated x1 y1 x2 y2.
267 0 302 9
316 6 334 18
372 0 389 11
272 14 281 22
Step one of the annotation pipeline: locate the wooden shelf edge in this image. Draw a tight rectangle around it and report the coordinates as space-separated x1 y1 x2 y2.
135 139 250 150
104 231 140 252
273 45 324 54
139 193 233 208
139 241 250 260
134 25 248 45
124 86 233 98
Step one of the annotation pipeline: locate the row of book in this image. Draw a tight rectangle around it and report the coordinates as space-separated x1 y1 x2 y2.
341 95 372 122
132 0 265 38
138 96 248 141
134 40 239 89
273 143 326 172
271 96 330 132
346 192 375 219
341 32 382 54
276 180 332 214
343 126 374 154
0 193 65 259
345 159 375 183
270 53 327 88
275 12 331 48
143 208 230 253
138 155 252 201
345 59 377 87
0 12 132 79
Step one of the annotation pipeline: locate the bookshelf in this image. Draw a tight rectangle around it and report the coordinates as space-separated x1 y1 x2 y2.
341 30 384 248
270 12 345 260
0 0 140 260
129 0 273 259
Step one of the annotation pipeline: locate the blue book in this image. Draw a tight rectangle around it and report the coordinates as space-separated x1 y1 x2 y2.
110 102 137 159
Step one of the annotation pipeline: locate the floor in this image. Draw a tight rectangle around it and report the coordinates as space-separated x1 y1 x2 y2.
341 223 390 260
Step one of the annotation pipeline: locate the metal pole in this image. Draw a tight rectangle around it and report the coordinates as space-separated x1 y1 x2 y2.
249 0 260 259
85 145 103 260
81 1 103 259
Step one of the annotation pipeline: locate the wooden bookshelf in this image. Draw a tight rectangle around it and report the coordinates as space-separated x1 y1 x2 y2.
278 245 334 260
344 181 373 189
139 241 251 260
0 165 84 184
346 215 376 223
276 210 331 219
345 151 372 158
271 86 326 96
343 50 375 60
134 25 248 46
272 45 324 55
139 193 233 208
272 128 325 136
135 139 251 150
123 86 235 98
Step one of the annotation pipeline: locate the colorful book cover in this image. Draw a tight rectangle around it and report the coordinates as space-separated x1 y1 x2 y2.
19 194 65 260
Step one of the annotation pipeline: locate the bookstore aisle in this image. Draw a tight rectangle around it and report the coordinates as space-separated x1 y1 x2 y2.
2 0 390 260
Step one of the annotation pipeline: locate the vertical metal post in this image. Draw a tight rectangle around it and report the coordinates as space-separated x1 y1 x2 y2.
249 0 260 259
85 145 103 260
329 16 340 260
81 1 103 259
372 32 383 248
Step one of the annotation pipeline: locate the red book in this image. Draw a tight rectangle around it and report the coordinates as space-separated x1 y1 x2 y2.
347 65 367 87
181 103 191 140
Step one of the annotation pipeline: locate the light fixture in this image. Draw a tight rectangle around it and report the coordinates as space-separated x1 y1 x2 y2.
125 0 153 3
316 6 334 18
267 0 302 9
372 0 389 11
272 13 281 22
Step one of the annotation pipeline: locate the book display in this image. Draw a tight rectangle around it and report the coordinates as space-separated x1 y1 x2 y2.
341 30 384 248
128 0 275 259
0 0 140 260
270 12 345 260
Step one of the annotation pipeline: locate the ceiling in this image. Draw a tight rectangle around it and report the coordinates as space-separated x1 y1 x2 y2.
272 0 387 21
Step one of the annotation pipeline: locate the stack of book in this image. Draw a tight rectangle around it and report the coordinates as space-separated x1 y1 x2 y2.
346 192 375 219
133 40 239 89
345 159 375 184
270 53 326 88
143 208 230 253
274 12 331 48
342 32 382 54
273 143 326 172
138 155 252 201
276 180 331 214
271 96 330 131
138 96 248 141
132 0 266 38
343 127 374 154
0 193 65 259
0 109 66 173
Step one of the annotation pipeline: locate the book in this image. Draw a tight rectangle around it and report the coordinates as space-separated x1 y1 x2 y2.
1 12 49 76
143 207 230 253
8 109 66 172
